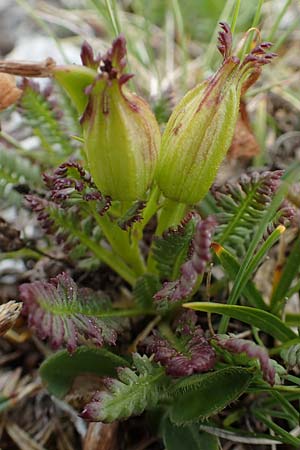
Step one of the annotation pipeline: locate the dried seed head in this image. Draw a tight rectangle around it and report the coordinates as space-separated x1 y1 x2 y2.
0 73 22 110
0 301 22 336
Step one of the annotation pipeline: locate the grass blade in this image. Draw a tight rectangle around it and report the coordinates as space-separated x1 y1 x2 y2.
184 303 297 342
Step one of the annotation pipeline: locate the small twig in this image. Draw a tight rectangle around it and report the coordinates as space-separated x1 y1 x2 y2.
0 58 56 77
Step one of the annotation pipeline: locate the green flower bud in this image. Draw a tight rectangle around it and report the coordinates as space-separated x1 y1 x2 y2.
79 37 161 201
156 23 276 204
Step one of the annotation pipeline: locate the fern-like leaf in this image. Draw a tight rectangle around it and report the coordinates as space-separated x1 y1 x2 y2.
19 79 76 164
20 272 128 352
215 335 275 385
281 343 300 369
0 147 41 206
26 162 111 261
117 200 146 230
144 310 216 377
152 213 197 280
133 274 161 310
81 353 167 422
212 170 293 255
154 216 217 306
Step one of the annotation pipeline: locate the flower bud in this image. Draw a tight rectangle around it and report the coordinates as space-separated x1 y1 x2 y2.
156 23 276 205
80 37 161 201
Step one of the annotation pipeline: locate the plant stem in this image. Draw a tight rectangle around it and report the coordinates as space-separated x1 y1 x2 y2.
147 198 187 273
71 227 137 286
231 0 241 35
267 0 292 41
89 206 146 276
155 198 187 236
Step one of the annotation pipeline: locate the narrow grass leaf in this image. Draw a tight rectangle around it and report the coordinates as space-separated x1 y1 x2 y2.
184 303 297 342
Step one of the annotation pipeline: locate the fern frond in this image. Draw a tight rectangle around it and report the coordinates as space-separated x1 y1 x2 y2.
26 161 111 261
20 272 128 352
154 216 217 306
81 353 168 422
213 170 286 255
19 79 76 163
117 200 146 230
133 274 161 310
144 310 216 377
281 343 300 369
26 195 101 261
215 335 275 385
0 147 41 205
152 212 197 281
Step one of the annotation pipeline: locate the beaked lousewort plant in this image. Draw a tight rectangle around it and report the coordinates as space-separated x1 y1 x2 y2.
2 22 300 448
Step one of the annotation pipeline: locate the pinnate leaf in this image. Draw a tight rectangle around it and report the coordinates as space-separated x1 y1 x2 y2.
20 272 128 352
81 353 168 422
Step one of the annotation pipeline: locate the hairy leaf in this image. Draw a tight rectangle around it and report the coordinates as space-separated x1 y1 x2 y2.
169 367 253 424
40 347 128 398
20 272 128 352
162 417 219 450
81 354 168 422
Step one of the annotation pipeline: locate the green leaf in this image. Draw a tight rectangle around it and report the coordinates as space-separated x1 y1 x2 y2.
169 367 253 424
133 273 161 310
40 346 128 398
285 313 300 327
270 233 300 314
222 163 300 334
214 170 284 256
81 354 168 422
20 80 75 163
162 417 219 450
212 243 267 310
184 303 297 342
218 225 285 334
152 217 195 280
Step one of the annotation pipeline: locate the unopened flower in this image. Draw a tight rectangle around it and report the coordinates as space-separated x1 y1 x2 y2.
156 22 276 204
79 37 161 201
0 39 160 202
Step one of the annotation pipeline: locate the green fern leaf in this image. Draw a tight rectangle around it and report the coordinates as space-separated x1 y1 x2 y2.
133 274 161 309
213 171 284 256
81 353 168 422
0 147 41 205
281 343 300 368
153 215 196 280
19 80 75 164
